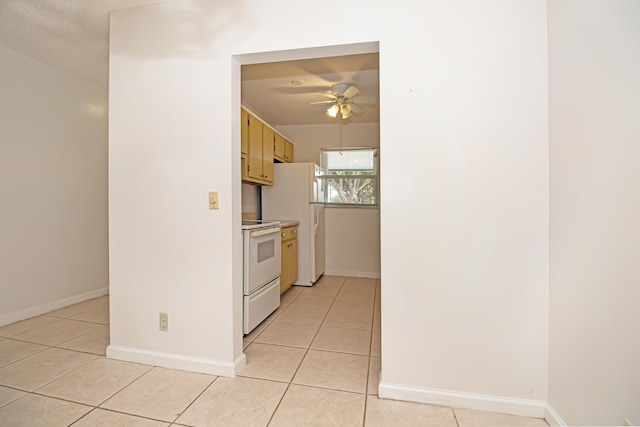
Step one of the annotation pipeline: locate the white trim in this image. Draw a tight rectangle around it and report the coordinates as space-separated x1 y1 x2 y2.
233 352 246 374
106 345 245 377
544 403 568 426
378 382 547 419
0 287 109 327
323 270 380 279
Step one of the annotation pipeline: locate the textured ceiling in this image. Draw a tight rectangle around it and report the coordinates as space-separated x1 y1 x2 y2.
0 0 175 87
242 53 379 126
0 0 379 126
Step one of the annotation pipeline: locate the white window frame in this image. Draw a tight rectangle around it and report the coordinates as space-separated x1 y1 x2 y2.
320 147 379 207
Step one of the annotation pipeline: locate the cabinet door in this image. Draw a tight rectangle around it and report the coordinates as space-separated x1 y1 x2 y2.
289 238 298 284
274 134 286 160
247 114 263 180
280 241 290 294
240 109 248 155
262 126 274 182
285 140 294 162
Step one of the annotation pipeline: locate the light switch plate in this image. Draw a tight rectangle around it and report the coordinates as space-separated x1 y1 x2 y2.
209 192 219 210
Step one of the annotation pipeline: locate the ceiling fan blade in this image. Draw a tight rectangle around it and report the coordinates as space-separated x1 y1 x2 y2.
309 100 336 105
349 103 364 114
343 85 360 99
315 91 337 98
352 95 376 105
331 82 350 96
272 85 337 95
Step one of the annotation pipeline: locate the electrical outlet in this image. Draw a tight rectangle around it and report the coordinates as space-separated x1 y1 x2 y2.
208 192 219 210
159 312 168 332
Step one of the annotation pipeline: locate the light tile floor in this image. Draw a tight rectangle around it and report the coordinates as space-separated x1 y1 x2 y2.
0 276 549 426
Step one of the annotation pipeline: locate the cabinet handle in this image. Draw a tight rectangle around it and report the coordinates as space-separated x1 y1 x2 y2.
282 233 286 237
292 230 296 234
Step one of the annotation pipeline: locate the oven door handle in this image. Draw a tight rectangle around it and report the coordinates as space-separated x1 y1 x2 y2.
250 227 281 238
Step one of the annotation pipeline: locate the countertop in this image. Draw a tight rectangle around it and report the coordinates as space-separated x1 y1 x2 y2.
277 220 299 228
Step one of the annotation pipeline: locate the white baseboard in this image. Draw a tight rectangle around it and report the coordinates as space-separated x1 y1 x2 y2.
324 270 380 279
378 382 547 419
106 344 246 377
0 287 109 327
544 403 568 426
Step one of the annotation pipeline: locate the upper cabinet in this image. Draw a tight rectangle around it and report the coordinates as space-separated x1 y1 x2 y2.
259 125 274 183
242 110 273 185
240 109 249 156
274 133 294 163
241 108 293 186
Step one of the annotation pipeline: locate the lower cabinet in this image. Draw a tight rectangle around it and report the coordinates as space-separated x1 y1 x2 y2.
280 225 298 294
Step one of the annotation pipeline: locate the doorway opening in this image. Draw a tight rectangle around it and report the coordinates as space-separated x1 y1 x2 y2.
233 42 382 385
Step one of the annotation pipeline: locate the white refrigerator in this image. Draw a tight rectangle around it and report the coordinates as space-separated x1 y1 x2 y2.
262 163 325 286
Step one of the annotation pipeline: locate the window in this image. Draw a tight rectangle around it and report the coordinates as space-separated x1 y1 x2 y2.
320 148 378 206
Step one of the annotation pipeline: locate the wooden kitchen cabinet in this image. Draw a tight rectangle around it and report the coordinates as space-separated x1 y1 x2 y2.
240 108 248 155
261 126 274 182
241 107 294 185
243 109 274 185
274 133 294 163
280 225 298 294
284 139 294 162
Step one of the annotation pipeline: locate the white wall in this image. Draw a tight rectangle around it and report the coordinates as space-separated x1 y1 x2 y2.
324 208 380 278
241 183 260 219
378 1 549 416
277 123 380 278
108 0 548 415
0 45 109 326
108 4 245 374
279 122 379 164
548 1 640 425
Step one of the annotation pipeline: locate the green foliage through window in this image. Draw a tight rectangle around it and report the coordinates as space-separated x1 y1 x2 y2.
320 148 378 206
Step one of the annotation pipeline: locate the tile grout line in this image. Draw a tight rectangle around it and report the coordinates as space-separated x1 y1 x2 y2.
3 279 383 425
170 373 219 425
0 303 109 424
27 330 208 426
0 296 108 336
265 276 347 426
363 277 381 426
5 347 100 397
73 406 177 425
248 283 308 425
453 406 461 427
0 339 50 369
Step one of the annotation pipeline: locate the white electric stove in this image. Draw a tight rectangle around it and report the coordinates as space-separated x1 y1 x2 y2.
242 220 281 334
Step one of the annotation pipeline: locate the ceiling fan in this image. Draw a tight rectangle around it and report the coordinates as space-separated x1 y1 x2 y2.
311 83 376 119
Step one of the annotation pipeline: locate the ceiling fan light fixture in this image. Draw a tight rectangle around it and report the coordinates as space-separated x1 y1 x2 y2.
327 104 340 118
340 103 352 119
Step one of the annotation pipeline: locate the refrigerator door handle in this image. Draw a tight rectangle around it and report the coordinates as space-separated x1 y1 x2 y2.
312 178 318 204
312 176 319 236
314 203 318 235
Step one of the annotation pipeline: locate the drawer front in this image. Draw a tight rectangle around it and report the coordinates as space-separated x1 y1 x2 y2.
281 226 297 242
244 278 280 334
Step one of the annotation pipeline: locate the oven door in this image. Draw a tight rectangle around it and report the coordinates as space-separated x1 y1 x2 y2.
244 226 281 295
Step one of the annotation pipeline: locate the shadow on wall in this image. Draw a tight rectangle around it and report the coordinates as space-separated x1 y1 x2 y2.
111 0 251 58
